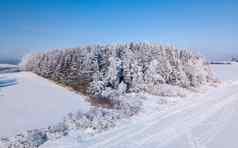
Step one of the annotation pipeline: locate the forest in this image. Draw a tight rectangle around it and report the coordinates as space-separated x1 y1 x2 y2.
21 42 215 98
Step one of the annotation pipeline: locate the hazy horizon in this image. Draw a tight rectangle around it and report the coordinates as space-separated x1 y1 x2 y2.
0 45 237 64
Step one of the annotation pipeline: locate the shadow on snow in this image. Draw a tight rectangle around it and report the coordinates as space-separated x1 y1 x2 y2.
0 77 17 88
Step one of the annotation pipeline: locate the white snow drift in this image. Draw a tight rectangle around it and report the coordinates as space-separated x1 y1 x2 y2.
1 63 238 148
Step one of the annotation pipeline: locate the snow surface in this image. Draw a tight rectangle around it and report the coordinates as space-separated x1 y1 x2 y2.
211 62 238 81
1 63 238 148
40 63 238 148
0 71 90 137
0 64 18 68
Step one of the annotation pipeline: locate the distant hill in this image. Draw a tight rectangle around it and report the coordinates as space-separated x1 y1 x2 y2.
0 48 28 65
232 58 238 62
0 64 20 74
0 59 20 65
210 61 232 65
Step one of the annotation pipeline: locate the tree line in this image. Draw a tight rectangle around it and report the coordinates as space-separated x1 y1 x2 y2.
20 42 215 97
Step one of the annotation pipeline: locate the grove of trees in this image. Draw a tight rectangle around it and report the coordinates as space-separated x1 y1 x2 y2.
20 42 215 97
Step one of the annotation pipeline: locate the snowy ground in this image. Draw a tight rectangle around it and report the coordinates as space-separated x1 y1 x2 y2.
40 63 238 148
1 63 238 148
212 62 238 81
0 71 90 137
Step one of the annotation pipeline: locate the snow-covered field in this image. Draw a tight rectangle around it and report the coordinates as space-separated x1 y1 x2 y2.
1 63 238 148
0 72 90 137
212 62 238 81
41 63 238 148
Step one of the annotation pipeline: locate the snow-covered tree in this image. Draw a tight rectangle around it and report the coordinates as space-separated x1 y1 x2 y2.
20 42 216 97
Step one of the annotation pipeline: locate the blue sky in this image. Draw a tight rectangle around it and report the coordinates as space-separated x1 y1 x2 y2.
0 0 237 60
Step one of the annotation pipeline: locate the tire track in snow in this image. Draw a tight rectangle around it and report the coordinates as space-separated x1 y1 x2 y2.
87 84 238 148
89 82 238 145
85 84 237 148
132 93 238 148
187 99 237 148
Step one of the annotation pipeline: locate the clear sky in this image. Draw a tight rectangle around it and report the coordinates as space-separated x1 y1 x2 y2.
0 0 237 60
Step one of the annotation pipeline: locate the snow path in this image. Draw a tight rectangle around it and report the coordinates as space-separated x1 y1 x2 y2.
0 72 90 137
80 84 238 148
41 64 238 148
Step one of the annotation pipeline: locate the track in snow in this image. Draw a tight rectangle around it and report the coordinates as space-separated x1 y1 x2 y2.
41 79 238 148
88 83 238 148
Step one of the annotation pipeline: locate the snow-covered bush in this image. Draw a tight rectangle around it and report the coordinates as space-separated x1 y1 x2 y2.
64 93 143 133
0 93 143 148
64 108 120 133
20 42 215 97
145 84 187 97
0 129 47 148
46 123 68 140
110 94 143 116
